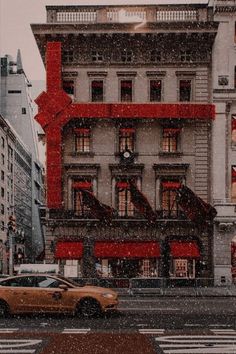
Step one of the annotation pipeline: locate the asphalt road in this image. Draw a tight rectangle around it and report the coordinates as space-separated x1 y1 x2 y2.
0 298 235 353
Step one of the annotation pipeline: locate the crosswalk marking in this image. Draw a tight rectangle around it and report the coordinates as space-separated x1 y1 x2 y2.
0 339 42 354
139 328 165 335
0 329 18 334
62 328 91 334
211 329 236 335
155 335 236 353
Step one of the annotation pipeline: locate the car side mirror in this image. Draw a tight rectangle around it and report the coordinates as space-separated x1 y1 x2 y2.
59 284 68 291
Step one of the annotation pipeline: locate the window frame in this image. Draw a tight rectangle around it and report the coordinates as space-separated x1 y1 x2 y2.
119 79 133 102
74 127 91 154
149 79 162 102
90 79 104 102
178 78 193 102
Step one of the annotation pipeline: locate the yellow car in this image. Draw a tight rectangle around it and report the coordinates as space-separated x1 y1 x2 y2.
0 274 118 317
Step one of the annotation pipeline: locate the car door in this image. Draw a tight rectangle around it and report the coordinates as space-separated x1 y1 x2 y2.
32 276 76 313
0 276 36 313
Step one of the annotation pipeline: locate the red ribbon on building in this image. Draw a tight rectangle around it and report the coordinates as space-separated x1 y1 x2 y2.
78 189 114 221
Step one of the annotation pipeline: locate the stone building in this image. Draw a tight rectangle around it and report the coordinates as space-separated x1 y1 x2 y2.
0 52 44 264
212 0 236 285
31 2 217 283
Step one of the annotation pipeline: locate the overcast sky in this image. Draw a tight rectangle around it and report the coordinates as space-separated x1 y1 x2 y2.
0 0 209 81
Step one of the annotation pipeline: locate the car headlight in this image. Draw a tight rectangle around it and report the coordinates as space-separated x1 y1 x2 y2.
101 293 115 299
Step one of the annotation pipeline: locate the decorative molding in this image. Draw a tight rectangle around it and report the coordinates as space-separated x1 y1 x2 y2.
175 71 196 76
87 71 108 77
116 71 137 77
146 71 166 77
109 163 144 177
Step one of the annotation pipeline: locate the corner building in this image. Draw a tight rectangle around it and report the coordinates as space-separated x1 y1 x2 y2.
32 3 217 284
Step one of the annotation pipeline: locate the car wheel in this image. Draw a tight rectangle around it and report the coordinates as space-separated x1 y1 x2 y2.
78 298 101 318
0 301 9 317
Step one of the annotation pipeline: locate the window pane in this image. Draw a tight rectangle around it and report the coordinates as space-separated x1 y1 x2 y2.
91 80 103 102
120 80 132 102
179 80 191 102
150 80 162 102
75 129 90 152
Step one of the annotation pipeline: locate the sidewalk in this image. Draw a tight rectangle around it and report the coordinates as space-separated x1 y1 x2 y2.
117 285 236 297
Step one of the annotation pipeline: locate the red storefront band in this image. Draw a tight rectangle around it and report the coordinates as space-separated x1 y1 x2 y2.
94 242 160 258
170 241 200 258
55 242 83 259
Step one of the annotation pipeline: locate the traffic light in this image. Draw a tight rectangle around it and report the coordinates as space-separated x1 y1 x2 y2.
7 215 16 232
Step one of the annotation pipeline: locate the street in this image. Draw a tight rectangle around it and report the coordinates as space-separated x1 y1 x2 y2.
0 297 235 353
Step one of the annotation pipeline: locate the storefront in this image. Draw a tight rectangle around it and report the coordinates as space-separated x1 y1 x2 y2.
94 242 160 278
168 241 200 279
55 241 83 278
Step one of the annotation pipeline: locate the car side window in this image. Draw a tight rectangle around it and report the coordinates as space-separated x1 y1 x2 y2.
0 277 34 287
35 276 62 288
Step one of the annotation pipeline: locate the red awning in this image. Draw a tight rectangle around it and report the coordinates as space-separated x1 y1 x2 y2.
170 241 200 258
55 242 83 259
162 181 181 189
95 242 160 258
74 128 90 134
120 128 135 133
72 181 92 190
163 128 181 135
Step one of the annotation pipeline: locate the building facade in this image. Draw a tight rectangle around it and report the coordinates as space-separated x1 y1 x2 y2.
32 2 217 283
212 0 236 285
0 53 45 264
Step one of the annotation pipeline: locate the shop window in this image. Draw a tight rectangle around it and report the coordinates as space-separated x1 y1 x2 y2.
121 50 133 63
63 80 74 95
62 50 74 63
150 80 162 102
116 180 135 217
74 128 91 153
91 80 104 102
179 79 192 102
119 128 135 152
73 179 93 217
232 166 236 202
91 51 103 62
120 80 133 102
150 50 161 62
174 259 188 277
161 180 181 218
161 127 181 153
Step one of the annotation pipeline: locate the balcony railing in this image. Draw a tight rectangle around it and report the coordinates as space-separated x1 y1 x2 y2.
47 6 208 24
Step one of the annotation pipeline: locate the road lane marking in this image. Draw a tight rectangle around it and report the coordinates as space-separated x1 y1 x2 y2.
62 328 91 334
155 335 236 353
211 329 236 335
139 329 165 335
0 329 18 333
119 307 179 311
0 339 42 353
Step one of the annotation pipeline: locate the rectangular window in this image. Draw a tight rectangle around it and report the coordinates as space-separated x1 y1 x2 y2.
91 80 104 102
116 180 135 217
63 80 74 95
8 90 21 94
232 115 236 144
179 79 192 102
162 128 181 153
1 187 4 198
150 80 162 102
1 171 4 181
235 22 236 43
22 108 26 114
1 221 4 231
161 180 181 218
1 154 4 165
119 128 135 152
121 50 133 63
120 80 133 102
74 128 91 153
150 50 161 62
73 180 92 217
0 204 4 215
1 137 4 148
180 50 191 62
91 51 103 62
232 166 236 202
62 50 74 63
